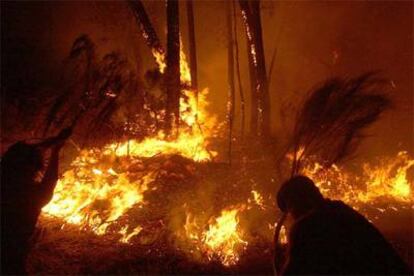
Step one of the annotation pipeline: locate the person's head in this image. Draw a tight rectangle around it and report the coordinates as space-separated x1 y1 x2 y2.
1 142 44 182
277 175 324 220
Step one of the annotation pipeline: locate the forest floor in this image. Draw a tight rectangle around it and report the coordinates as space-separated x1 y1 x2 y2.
27 156 413 275
27 213 413 275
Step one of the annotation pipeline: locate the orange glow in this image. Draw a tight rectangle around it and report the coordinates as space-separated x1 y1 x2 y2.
42 150 150 238
42 42 217 243
302 151 413 207
203 208 248 266
248 190 266 210
179 206 248 266
40 40 412 267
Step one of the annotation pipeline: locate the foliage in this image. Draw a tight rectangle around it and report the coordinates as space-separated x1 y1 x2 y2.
289 72 391 175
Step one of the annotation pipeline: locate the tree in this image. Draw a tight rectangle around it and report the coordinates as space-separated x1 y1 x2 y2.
165 0 180 136
186 0 198 92
239 0 270 139
226 0 236 164
233 1 246 138
129 0 165 70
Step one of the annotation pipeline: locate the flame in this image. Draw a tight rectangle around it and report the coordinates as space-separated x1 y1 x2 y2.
153 49 166 73
152 39 192 84
42 149 151 238
180 206 247 266
39 34 413 268
302 151 413 207
361 151 413 201
119 225 143 244
248 190 266 210
203 208 247 266
42 42 217 241
240 9 257 67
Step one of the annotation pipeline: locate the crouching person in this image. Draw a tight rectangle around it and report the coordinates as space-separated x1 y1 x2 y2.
1 128 71 275
275 175 409 275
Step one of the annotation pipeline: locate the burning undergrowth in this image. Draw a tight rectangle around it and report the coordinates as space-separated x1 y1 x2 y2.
32 153 277 274
30 148 413 274
38 150 274 265
26 35 413 274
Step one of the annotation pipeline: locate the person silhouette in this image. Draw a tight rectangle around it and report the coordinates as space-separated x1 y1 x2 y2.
1 128 71 275
275 175 409 275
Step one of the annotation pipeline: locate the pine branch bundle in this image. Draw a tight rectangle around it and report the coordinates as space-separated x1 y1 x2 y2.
289 72 391 175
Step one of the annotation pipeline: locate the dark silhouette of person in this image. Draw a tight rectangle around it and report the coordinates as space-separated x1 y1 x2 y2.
1 128 71 275
275 175 410 275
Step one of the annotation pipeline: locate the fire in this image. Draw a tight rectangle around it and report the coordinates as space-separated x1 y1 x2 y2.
249 190 266 210
152 39 192 84
39 32 413 268
119 225 143 244
179 206 247 266
302 151 413 208
361 151 413 201
42 42 217 242
203 208 248 266
279 225 287 245
152 49 166 73
42 149 151 238
118 41 218 162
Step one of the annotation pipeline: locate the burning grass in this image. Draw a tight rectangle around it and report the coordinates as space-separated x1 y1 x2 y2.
33 154 276 274
303 151 413 212
33 149 413 274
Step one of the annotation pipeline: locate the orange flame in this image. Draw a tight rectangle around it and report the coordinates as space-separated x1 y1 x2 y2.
302 151 413 207
42 42 217 242
40 36 412 268
203 208 248 266
178 206 247 266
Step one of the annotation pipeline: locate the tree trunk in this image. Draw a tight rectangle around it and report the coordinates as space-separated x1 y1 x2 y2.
165 0 180 136
233 0 245 139
129 0 165 65
186 0 198 92
250 1 270 138
239 0 258 135
239 0 270 139
226 0 236 165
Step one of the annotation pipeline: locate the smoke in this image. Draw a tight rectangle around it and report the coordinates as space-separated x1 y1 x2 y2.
1 1 412 154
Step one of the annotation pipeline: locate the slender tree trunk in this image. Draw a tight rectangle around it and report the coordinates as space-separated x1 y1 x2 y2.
239 0 270 139
186 0 198 92
226 0 236 165
250 1 270 138
186 0 200 126
246 38 258 135
233 0 245 139
165 0 180 136
267 12 287 86
129 0 165 67
240 0 258 135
